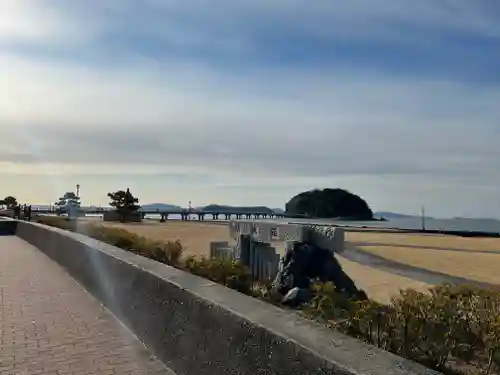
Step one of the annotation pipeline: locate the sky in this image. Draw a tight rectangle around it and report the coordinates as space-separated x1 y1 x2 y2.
1 1 500 217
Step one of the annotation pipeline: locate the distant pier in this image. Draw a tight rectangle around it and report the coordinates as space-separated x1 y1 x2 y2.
32 208 286 221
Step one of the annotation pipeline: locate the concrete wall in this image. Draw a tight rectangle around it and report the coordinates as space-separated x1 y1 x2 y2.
0 218 17 235
15 221 438 375
224 221 346 282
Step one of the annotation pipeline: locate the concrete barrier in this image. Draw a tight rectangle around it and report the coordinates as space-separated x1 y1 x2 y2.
0 218 18 235
14 221 438 375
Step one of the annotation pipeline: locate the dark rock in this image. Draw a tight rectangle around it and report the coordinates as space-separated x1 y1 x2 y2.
282 287 312 307
272 241 367 305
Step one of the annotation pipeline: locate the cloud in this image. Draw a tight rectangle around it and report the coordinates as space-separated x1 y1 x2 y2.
0 1 99 46
0 1 499 215
74 1 500 43
4 2 500 73
1 50 500 182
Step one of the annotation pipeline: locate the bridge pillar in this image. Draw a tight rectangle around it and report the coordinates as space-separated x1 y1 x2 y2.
160 213 168 223
224 214 230 220
245 214 251 219
213 213 219 220
197 213 205 221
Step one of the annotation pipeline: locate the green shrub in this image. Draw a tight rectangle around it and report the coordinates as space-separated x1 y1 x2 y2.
306 282 356 322
183 255 253 294
142 239 184 265
305 281 500 374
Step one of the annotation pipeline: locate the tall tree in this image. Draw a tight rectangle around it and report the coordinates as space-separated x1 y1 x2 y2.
3 196 18 209
107 188 140 220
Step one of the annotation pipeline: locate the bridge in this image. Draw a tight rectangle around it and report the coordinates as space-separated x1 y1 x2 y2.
33 208 287 221
0 218 436 375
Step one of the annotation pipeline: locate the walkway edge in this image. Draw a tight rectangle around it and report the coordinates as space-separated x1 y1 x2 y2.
15 221 438 375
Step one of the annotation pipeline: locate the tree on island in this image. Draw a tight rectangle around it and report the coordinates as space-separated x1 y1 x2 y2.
1 196 18 209
107 188 140 222
54 192 81 217
285 188 373 220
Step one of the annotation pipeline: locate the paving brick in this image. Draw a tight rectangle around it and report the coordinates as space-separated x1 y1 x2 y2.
0 236 174 375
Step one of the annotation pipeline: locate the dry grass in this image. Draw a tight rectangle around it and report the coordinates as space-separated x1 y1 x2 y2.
346 231 500 285
346 232 500 284
346 231 500 252
354 244 500 285
94 219 232 258
336 256 433 304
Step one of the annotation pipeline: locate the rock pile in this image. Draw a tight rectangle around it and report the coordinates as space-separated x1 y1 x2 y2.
272 241 367 306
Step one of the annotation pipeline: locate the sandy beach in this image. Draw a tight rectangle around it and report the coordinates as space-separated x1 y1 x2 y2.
85 219 434 303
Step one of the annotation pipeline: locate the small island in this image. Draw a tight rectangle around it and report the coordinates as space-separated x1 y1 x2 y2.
285 188 375 220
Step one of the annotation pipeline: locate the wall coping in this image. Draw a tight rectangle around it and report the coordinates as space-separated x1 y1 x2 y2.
17 221 439 375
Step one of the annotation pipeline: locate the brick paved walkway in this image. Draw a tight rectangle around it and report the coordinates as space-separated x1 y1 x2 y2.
0 236 174 375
